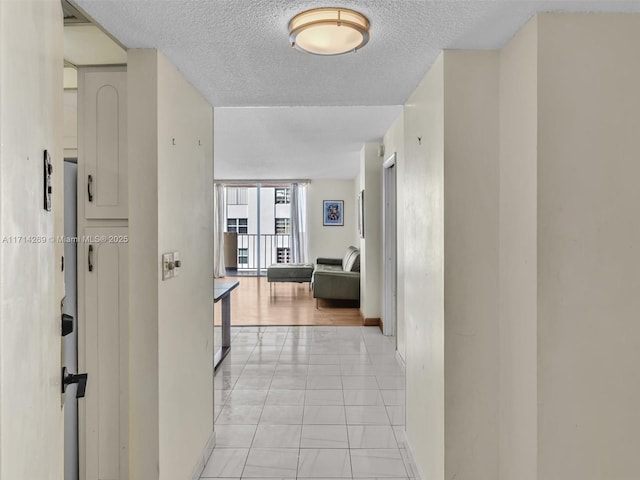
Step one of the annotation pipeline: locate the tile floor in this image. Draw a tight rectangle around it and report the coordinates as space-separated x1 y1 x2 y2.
202 325 418 479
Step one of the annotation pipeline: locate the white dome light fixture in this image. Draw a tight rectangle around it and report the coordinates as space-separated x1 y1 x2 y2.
289 7 370 56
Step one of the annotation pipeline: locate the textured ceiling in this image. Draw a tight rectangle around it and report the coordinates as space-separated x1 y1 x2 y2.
74 0 640 179
74 0 640 107
214 106 402 180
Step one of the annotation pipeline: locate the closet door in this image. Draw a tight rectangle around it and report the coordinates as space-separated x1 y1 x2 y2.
79 67 128 219
80 227 129 480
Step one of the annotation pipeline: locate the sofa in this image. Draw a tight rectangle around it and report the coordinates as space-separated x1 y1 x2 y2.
312 246 361 302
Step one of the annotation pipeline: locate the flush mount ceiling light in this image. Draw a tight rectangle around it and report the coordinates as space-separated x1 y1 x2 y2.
288 7 370 56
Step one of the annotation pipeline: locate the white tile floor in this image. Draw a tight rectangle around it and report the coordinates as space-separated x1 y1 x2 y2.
203 326 418 480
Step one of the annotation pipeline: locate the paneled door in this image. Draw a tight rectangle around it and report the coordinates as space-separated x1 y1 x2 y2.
79 67 128 219
79 227 129 480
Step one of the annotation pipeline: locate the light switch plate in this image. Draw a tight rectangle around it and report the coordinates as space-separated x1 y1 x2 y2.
162 252 174 280
173 251 180 277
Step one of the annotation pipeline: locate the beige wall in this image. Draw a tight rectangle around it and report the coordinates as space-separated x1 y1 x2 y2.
0 0 64 478
536 13 640 479
443 51 500 480
403 51 501 480
382 113 405 360
128 49 214 480
398 12 640 480
403 54 445 480
358 143 383 320
307 179 358 262
156 52 214 480
63 89 78 158
499 18 538 480
128 49 161 479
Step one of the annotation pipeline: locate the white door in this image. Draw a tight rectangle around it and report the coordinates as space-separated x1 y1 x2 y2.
0 0 65 477
79 68 128 220
79 227 129 480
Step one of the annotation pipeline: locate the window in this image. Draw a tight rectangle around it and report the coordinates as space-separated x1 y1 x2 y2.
227 187 248 205
227 218 248 234
275 188 290 204
238 248 248 265
277 247 291 264
275 218 290 234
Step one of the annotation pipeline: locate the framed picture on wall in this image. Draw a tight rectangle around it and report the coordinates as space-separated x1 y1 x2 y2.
323 200 344 226
358 190 365 238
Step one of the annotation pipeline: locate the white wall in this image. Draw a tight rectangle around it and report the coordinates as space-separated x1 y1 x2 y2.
401 50 501 480
307 179 357 262
403 54 445 480
383 113 405 359
359 144 383 320
443 51 500 480
129 49 214 480
157 52 214 480
0 0 64 479
499 17 538 480
63 89 78 158
128 49 161 480
399 13 640 480
536 13 640 479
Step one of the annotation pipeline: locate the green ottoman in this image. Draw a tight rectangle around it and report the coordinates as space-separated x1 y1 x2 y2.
267 263 314 293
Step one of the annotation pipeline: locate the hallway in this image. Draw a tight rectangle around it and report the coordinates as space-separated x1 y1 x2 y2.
205 326 416 479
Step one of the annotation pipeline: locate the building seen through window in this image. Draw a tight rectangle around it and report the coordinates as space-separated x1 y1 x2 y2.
227 218 248 234
277 247 291 263
275 188 290 204
224 185 293 272
227 187 248 205
238 248 249 265
275 217 290 234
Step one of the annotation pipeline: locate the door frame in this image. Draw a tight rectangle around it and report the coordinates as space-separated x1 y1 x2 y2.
382 152 397 337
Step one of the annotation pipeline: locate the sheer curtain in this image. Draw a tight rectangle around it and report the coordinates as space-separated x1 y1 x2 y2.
213 183 226 278
290 182 309 264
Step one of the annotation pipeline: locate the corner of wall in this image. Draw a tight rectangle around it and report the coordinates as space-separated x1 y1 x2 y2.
127 47 161 480
359 143 383 319
498 15 538 480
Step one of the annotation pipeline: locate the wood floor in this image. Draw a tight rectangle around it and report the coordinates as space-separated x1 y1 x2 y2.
214 276 363 326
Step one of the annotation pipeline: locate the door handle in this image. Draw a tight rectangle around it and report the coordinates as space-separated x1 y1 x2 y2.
61 313 73 336
88 245 94 272
88 174 93 202
62 367 88 398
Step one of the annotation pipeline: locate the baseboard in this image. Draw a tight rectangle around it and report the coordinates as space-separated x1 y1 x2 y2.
403 432 424 480
395 350 406 369
362 316 381 327
359 310 382 328
191 431 216 480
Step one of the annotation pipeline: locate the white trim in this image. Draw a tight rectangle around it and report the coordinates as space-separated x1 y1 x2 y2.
382 152 397 337
191 431 216 480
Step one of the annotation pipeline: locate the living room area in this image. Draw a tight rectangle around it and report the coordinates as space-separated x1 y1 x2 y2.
213 178 368 329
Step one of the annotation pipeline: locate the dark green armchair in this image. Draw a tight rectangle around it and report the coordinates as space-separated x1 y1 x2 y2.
312 246 360 302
